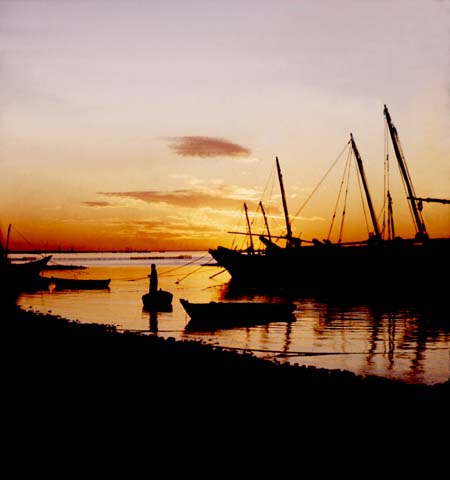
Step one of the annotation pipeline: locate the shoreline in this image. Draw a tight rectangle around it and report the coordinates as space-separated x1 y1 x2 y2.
5 304 449 414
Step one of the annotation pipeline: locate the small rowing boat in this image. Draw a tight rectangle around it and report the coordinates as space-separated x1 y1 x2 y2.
141 264 173 311
180 298 296 331
51 277 111 290
142 290 173 312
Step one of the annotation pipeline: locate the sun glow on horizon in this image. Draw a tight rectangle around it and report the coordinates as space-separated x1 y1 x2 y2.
1 1 449 251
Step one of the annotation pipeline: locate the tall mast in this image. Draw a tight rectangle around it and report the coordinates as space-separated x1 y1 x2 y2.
387 191 395 240
275 157 293 245
5 224 11 257
350 134 381 240
243 203 255 253
0 229 4 261
383 105 428 241
259 201 272 241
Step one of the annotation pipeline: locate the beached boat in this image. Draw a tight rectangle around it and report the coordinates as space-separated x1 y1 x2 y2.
0 225 53 302
8 255 53 278
0 255 53 302
43 264 87 271
209 106 450 299
180 298 296 330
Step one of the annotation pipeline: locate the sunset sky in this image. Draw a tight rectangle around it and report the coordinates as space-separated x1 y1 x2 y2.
1 0 449 252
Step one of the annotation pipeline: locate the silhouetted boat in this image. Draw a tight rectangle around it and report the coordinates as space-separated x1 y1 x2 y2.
181 298 296 330
8 255 54 277
50 277 111 290
142 290 173 312
1 225 53 302
141 264 173 311
1 255 53 301
209 106 450 299
43 264 87 271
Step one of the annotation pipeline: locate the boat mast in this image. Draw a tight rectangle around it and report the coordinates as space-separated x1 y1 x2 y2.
259 201 272 242
387 191 395 240
5 224 11 257
275 157 293 246
383 105 428 241
243 203 255 253
350 134 381 241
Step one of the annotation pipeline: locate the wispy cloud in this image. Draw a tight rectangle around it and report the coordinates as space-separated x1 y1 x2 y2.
110 219 223 236
81 201 115 207
98 189 248 210
166 136 251 158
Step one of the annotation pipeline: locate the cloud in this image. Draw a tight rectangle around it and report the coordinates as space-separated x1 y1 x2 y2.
113 219 223 236
166 136 251 158
99 189 248 210
96 179 285 217
81 201 115 207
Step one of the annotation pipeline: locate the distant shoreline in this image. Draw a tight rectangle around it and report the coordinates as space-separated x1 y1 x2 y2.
8 249 208 254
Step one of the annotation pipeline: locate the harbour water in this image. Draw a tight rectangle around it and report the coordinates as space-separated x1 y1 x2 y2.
14 251 449 385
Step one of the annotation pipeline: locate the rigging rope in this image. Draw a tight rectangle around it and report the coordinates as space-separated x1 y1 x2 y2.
326 146 351 242
252 162 279 248
354 153 371 238
175 256 215 284
290 140 351 225
6 225 52 260
337 152 353 243
229 162 282 251
160 252 211 276
127 252 212 281
230 204 247 251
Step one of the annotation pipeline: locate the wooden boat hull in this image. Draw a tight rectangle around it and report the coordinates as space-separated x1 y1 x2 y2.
209 239 450 300
0 255 53 302
8 255 53 276
142 289 173 312
51 277 111 290
180 298 296 331
209 107 450 302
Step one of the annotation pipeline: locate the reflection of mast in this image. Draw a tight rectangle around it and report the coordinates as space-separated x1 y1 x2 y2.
244 203 254 253
350 134 381 241
259 201 272 242
276 157 293 246
282 320 293 357
410 318 427 381
387 312 395 371
366 308 382 368
149 310 158 333
383 105 428 241
366 308 396 373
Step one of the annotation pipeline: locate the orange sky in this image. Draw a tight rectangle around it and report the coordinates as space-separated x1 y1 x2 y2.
1 0 449 252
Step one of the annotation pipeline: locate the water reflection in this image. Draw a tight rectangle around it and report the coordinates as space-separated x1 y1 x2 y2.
219 280 450 384
149 309 158 333
17 260 449 385
142 306 175 333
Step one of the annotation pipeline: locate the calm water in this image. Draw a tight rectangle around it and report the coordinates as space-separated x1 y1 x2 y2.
14 251 449 385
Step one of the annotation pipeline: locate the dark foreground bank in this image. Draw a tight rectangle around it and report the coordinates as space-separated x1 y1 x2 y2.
4 304 448 415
